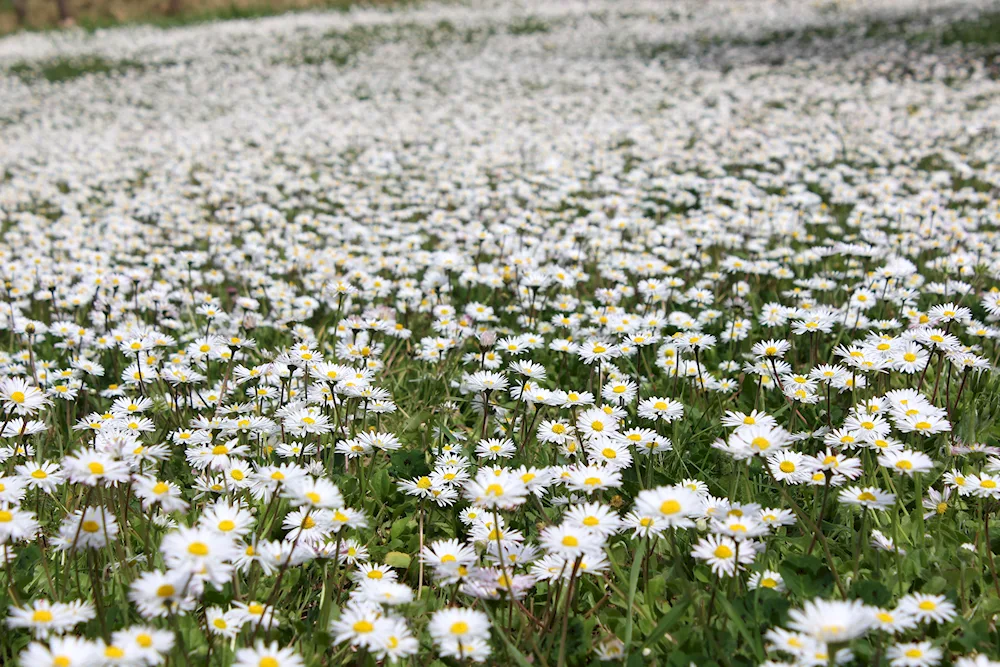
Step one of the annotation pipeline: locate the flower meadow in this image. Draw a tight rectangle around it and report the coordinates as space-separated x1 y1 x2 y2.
2 0 1000 666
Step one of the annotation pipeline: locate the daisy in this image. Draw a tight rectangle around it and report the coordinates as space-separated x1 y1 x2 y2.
886 641 943 667
787 598 875 643
373 617 419 661
0 377 49 416
159 526 238 585
19 637 98 667
463 469 529 509
575 408 619 440
563 502 621 537
922 487 951 519
635 486 702 527
587 438 632 470
428 608 491 645
0 503 39 543
752 339 791 359
563 465 622 494
7 600 81 638
539 524 604 557
475 438 516 460
54 506 120 551
767 451 808 484
878 450 934 476
691 535 758 576
748 570 785 592
897 594 957 624
233 641 305 667
872 607 918 634
838 486 896 511
63 450 131 487
728 424 790 458
14 461 65 493
636 397 684 423
128 570 198 619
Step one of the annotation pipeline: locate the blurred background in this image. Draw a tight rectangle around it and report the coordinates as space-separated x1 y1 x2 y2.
0 0 393 34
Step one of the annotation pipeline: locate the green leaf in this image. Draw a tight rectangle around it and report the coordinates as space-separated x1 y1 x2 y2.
481 605 535 667
622 538 647 661
384 551 411 568
390 517 413 539
717 596 764 662
639 594 691 651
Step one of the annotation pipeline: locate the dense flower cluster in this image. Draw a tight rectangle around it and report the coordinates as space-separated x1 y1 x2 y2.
1 0 1000 665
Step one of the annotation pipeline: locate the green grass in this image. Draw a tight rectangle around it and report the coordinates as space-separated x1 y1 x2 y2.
941 11 1000 46
0 0 403 37
5 56 146 82
507 16 549 36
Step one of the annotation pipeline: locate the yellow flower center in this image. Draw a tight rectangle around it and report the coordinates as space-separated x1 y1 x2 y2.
660 500 681 515
188 542 209 556
713 545 733 559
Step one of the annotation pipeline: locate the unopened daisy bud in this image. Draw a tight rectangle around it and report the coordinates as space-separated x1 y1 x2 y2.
478 330 497 350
